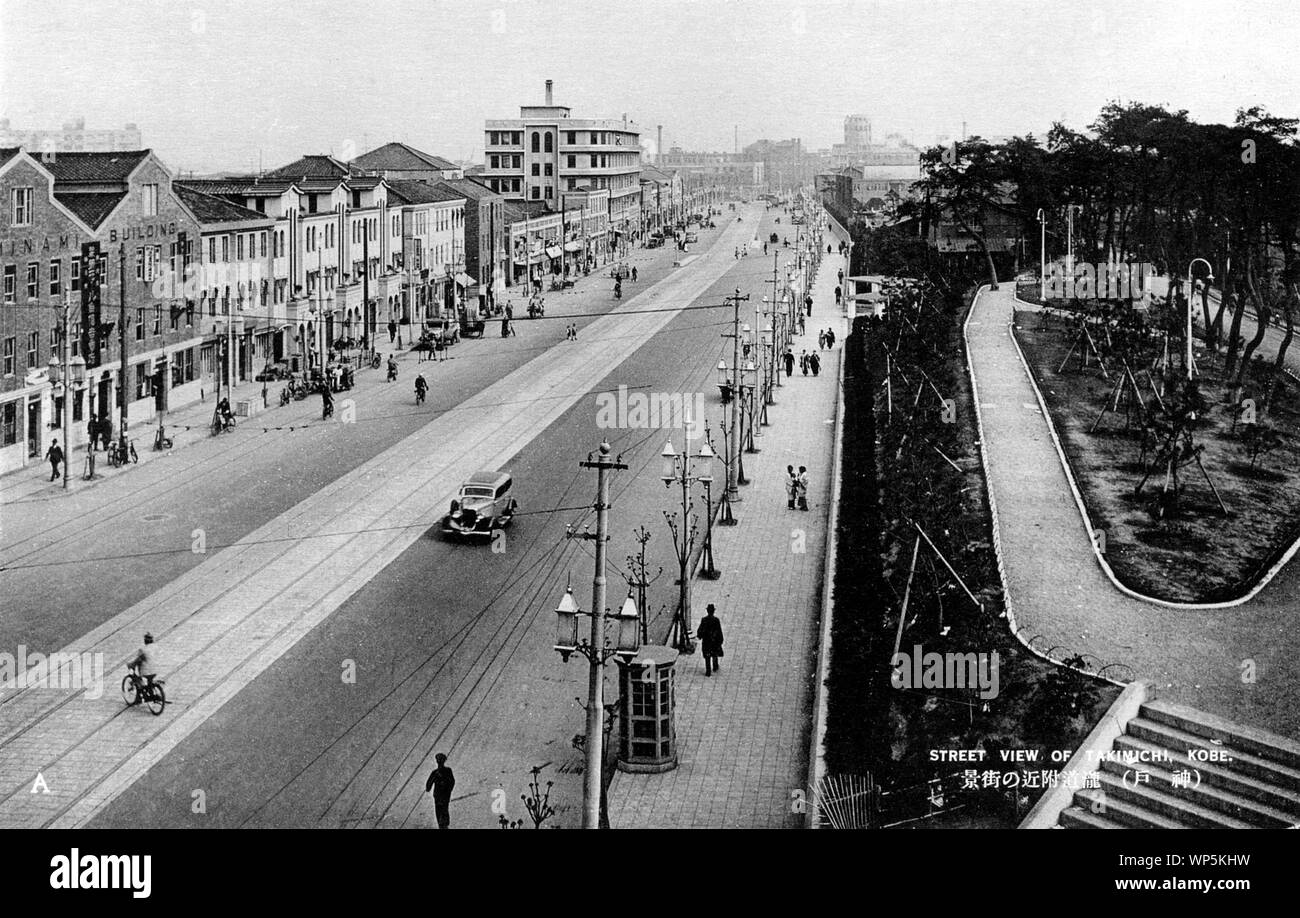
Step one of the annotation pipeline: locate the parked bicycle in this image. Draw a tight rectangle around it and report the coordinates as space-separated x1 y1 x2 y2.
106 438 138 467
121 669 166 715
153 424 174 451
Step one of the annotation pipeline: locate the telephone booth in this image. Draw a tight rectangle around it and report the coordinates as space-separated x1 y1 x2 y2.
617 645 678 773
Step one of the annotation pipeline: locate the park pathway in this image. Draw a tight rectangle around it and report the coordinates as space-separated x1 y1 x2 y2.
967 285 1300 740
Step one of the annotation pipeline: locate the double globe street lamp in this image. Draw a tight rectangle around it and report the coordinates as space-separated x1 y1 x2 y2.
661 421 716 651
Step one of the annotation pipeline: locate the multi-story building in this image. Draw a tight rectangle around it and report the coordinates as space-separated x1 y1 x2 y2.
0 148 93 475
484 80 642 252
434 178 507 313
744 138 818 194
0 117 142 155
385 181 469 324
352 142 464 183
172 186 278 395
655 148 764 199
44 150 211 451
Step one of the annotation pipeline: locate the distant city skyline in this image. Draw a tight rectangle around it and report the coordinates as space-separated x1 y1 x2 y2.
3 0 1297 173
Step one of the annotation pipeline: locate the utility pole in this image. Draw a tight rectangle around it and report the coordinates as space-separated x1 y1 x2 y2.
59 292 71 490
118 241 128 452
723 288 749 511
573 441 626 829
362 216 370 353
767 254 783 389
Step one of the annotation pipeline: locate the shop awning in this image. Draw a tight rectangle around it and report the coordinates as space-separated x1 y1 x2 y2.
545 246 564 259
564 241 583 252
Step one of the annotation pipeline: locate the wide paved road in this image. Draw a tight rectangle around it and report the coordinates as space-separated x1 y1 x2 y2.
3 203 797 828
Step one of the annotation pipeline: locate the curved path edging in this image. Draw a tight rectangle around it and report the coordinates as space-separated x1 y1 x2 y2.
963 286 1126 687
1007 289 1300 610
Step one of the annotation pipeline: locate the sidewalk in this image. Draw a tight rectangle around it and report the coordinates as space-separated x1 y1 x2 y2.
607 235 851 828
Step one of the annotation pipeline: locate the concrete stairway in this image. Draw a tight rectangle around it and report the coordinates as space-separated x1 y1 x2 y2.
1059 699 1300 829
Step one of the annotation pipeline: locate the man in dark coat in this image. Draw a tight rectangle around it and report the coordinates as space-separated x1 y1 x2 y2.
45 438 64 481
696 604 724 676
425 752 455 828
783 348 795 378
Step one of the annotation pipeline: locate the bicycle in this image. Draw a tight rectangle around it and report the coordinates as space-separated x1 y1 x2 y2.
153 425 173 451
415 386 426 406
122 669 166 715
106 438 138 467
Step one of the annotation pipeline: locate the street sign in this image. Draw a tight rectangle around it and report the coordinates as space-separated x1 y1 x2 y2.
80 241 102 369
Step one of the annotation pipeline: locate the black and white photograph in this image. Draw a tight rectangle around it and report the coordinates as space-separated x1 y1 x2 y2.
0 0 1294 900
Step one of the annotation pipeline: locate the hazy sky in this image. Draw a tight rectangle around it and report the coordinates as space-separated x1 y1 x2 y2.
2 0 1297 174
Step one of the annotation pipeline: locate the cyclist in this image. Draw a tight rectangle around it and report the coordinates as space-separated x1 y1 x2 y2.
415 373 428 405
128 632 160 690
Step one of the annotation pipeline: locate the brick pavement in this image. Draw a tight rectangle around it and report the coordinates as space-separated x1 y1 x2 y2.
967 285 1300 739
608 231 851 828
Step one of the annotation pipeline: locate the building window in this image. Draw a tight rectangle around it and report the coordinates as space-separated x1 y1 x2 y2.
544 163 553 177
513 154 522 169
590 154 598 168
566 131 576 145
12 187 33 226
544 133 553 153
566 155 576 169
308 194 319 213
26 262 39 299
490 155 499 169
2 337 14 375
221 236 230 262
27 332 38 369
531 186 540 200
544 186 553 199
531 132 540 153
136 363 149 400
153 304 162 336
512 179 520 192
1 401 16 446
136 308 145 341
531 163 540 177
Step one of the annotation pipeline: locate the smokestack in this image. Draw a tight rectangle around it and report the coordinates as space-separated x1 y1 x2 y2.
545 80 553 105
657 125 663 163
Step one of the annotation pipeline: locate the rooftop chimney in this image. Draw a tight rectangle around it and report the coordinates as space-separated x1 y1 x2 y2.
545 80 553 105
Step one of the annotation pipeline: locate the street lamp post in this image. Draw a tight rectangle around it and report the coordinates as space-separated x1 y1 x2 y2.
1036 208 1046 301
1186 258 1214 381
660 413 715 653
554 441 637 830
48 292 86 490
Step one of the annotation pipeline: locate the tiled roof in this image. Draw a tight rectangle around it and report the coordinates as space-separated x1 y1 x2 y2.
387 180 466 206
177 178 295 197
266 154 356 181
435 178 500 201
54 192 126 229
175 185 269 225
44 150 150 183
352 142 459 173
0 147 21 168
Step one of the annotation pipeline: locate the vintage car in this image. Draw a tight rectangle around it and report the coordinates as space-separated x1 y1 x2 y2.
441 470 518 537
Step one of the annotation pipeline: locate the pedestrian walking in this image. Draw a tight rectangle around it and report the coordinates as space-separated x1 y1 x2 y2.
797 466 810 511
425 752 456 829
800 350 809 376
696 604 724 676
631 266 638 282
805 294 813 316
388 319 397 343
786 465 797 509
734 247 739 259
837 268 844 285
826 328 835 349
818 330 827 350
809 352 821 377
45 438 63 481
783 349 795 377
798 314 806 335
